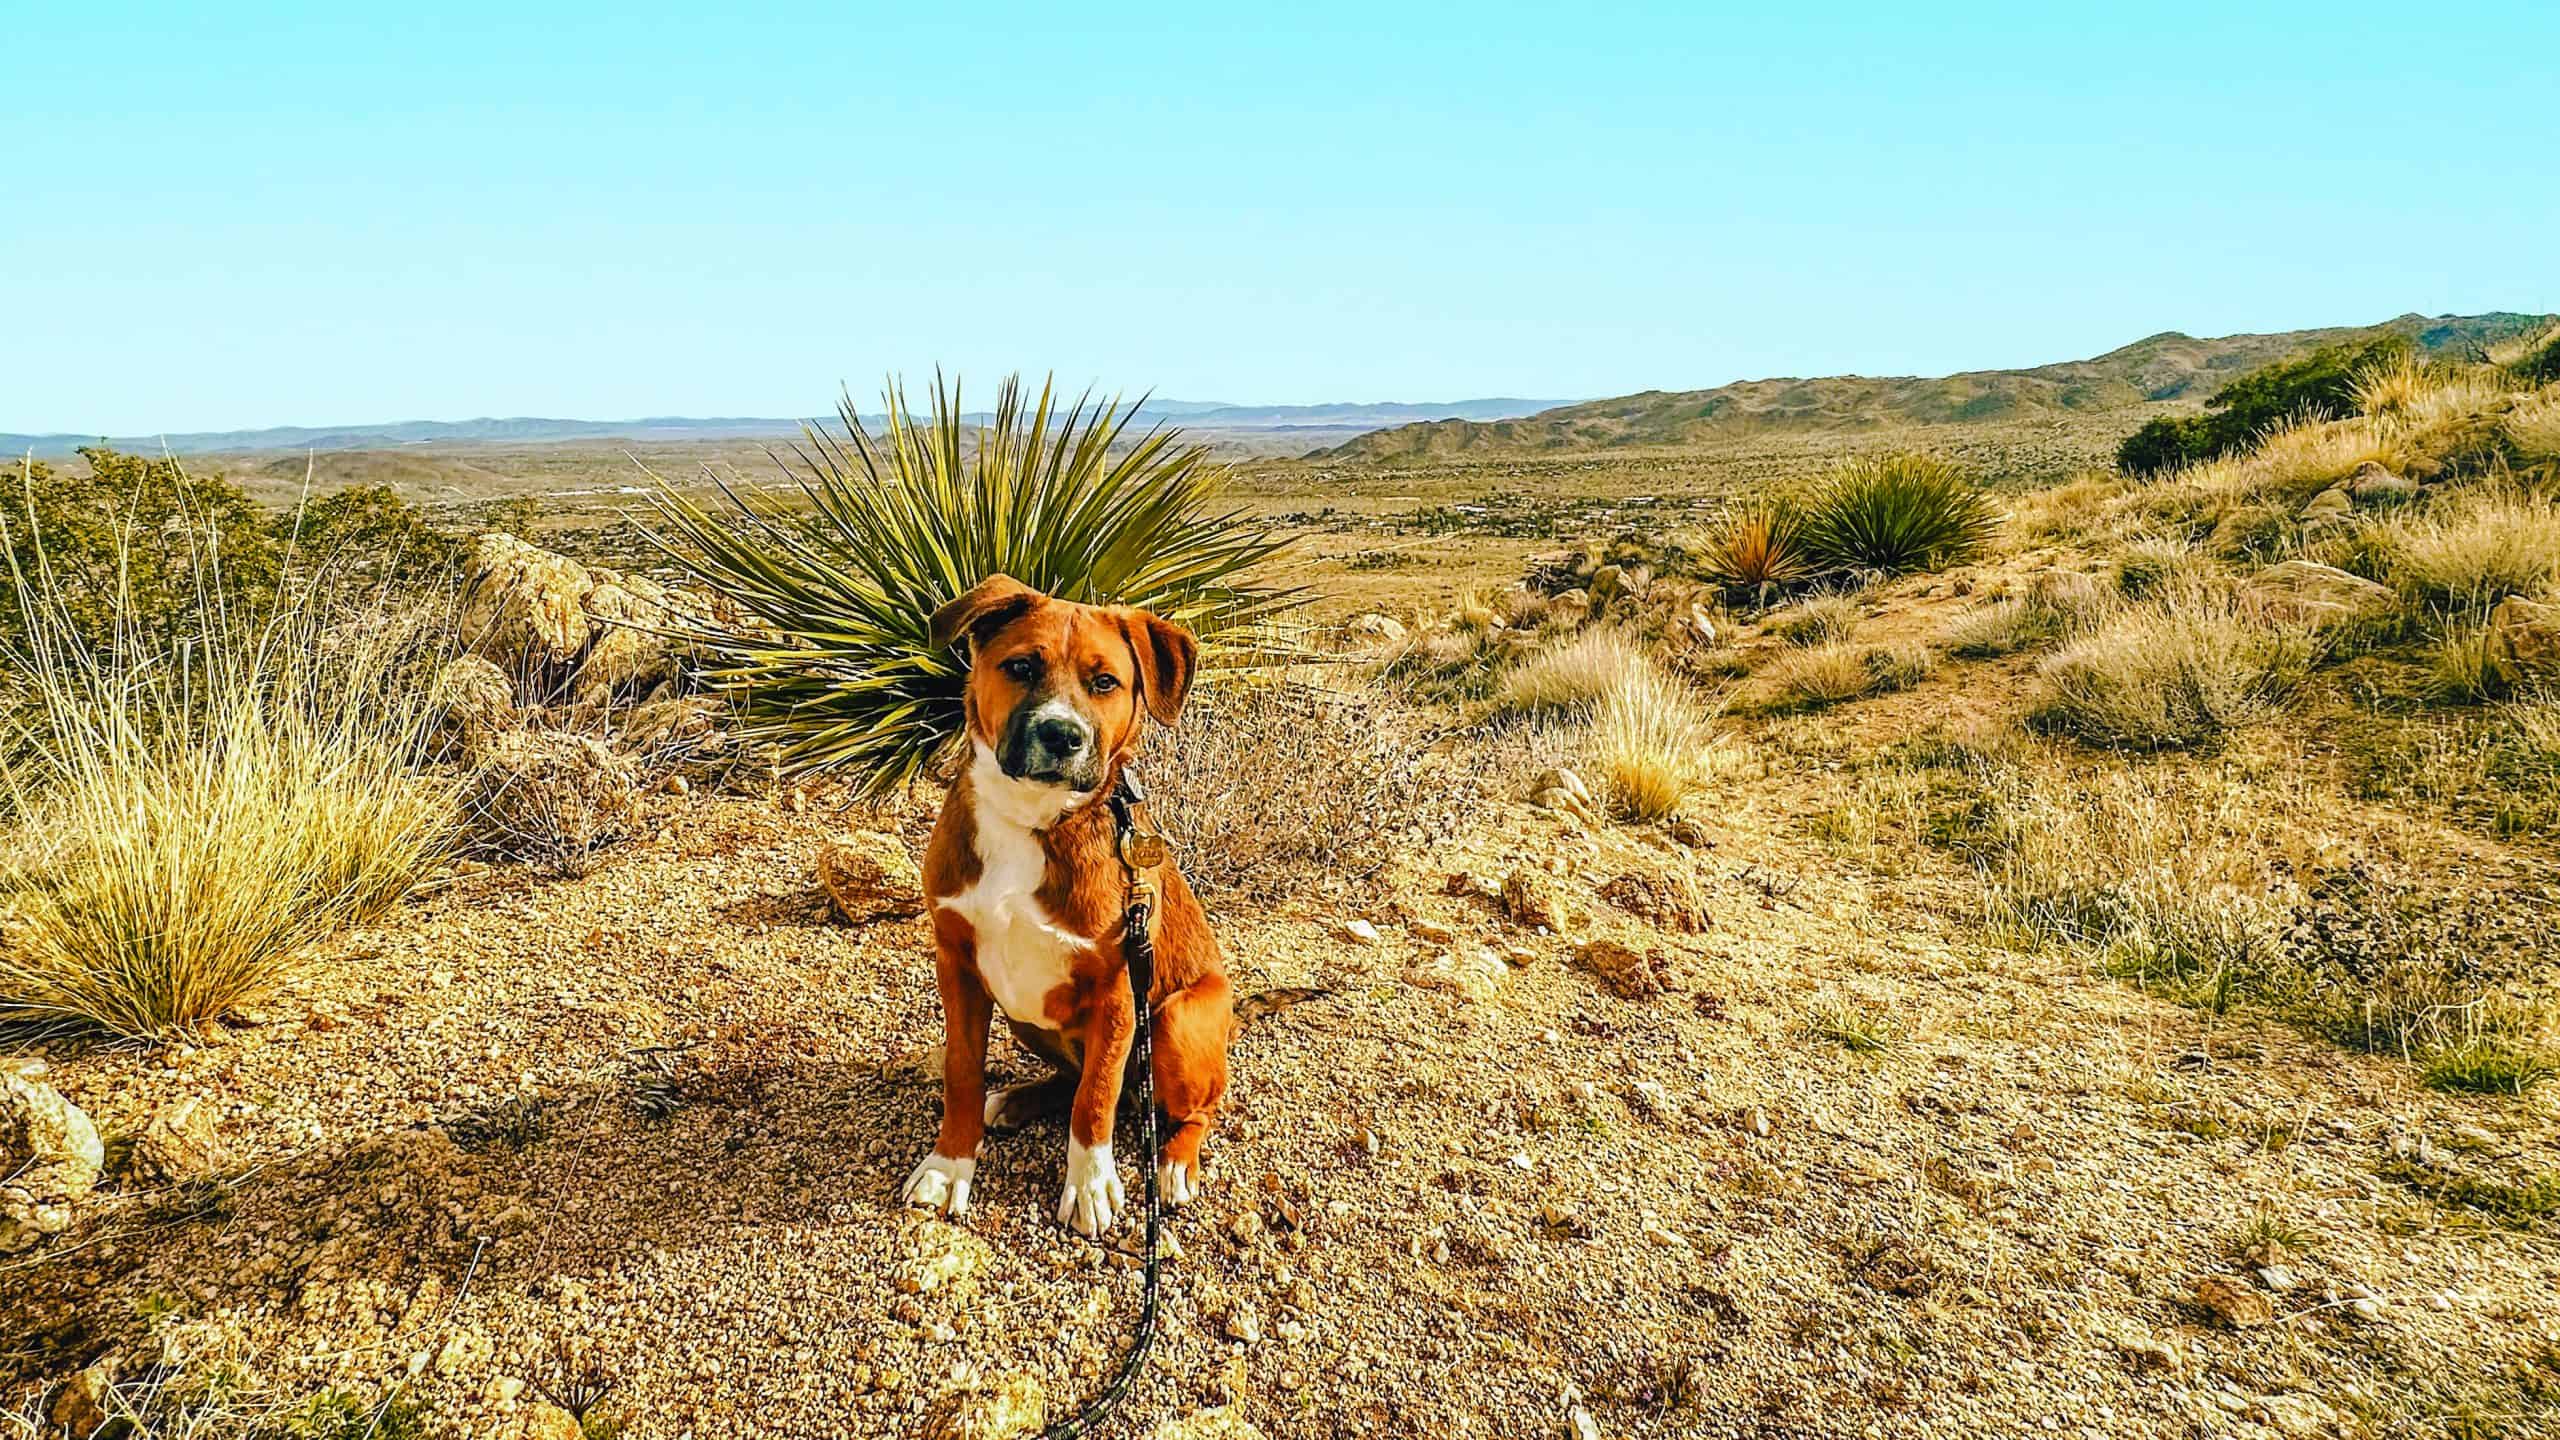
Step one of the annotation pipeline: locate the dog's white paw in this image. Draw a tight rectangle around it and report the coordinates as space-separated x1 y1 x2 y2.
901 1153 975 1218
1156 1155 1202 1208
1055 1138 1124 1237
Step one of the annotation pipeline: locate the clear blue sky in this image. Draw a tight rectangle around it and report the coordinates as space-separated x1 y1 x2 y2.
8 2 2554 434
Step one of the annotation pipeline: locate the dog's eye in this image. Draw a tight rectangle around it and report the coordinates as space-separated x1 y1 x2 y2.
1000 655 1039 682
1089 672 1120 693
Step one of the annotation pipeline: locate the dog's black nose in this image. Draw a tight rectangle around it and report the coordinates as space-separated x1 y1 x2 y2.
1030 715 1090 759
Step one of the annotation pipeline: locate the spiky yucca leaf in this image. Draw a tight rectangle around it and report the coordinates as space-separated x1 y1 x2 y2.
1799 453 2000 574
1694 506 1813 599
647 375 1297 793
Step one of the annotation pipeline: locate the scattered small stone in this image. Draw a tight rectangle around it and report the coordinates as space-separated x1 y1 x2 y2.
1566 1404 1602 1440
1500 869 1568 931
1738 1106 1773 1138
817 830 926 925
1225 1303 1263 1344
1572 939 1676 999
920 1376 1046 1440
1408 918 1456 945
1339 919 1382 945
131 1096 227 1184
1404 950 1505 1002
2193 1275 2274 1329
2256 1264 2301 1294
0 1068 104 1253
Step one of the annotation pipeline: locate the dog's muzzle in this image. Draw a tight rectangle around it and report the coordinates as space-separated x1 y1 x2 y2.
999 698 1100 790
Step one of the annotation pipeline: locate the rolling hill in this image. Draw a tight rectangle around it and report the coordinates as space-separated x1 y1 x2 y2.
1 397 1567 461
1317 312 2554 463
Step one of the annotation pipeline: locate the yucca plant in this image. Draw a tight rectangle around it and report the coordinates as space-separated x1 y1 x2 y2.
1692 505 1813 602
1799 453 2001 574
647 375 1297 792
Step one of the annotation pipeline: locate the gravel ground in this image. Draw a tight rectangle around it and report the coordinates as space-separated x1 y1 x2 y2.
6 749 2558 1438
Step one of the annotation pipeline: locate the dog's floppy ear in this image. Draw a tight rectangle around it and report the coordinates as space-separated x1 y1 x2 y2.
930 573 1042 653
1120 608 1199 726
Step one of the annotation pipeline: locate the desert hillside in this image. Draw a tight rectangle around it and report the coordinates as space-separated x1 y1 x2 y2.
1319 313 2555 462
4 338 2560 1440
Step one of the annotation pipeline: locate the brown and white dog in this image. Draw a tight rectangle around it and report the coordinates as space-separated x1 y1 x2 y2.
901 574 1234 1237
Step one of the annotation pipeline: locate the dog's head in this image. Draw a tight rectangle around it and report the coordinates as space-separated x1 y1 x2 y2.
931 574 1197 801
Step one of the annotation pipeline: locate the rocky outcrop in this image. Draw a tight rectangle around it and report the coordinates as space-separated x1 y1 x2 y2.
1 1065 104 1253
2489 594 2559 686
459 533 695 706
2239 561 2395 626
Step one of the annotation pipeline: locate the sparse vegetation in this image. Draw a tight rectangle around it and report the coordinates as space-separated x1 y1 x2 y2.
0 491 453 1035
1691 505 1814 600
1762 642 1875 710
2029 589 2315 749
1768 592 1861 647
2116 333 2413 476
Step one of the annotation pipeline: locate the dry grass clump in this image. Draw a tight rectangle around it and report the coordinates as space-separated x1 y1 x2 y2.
0 596 453 1035
1767 592 1861 647
2029 589 2315 750
2115 532 2216 598
2505 389 2560 465
1151 676 1474 901
2361 485 2560 613
1493 627 1652 716
1585 671 1718 820
2366 692 2560 839
1762 642 1875 710
2353 355 2503 429
2245 413 2406 503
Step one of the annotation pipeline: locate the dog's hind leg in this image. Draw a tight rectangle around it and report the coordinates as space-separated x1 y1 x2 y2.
986 1020 1080 1130
1150 968 1232 1208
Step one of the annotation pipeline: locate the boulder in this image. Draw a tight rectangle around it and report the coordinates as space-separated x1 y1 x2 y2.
48 1358 116 1437
1599 869 1711 933
132 1096 226 1184
2489 594 2560 686
2347 461 2419 502
1 1069 104 1253
818 832 926 925
1545 589 1592 628
459 534 692 704
460 533 596 684
461 730 639 868
2239 561 2394 626
1404 950 1506 1003
430 655 518 752
2298 486 2353 523
1342 612 1407 646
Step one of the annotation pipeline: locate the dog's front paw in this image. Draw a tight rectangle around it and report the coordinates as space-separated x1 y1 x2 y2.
1156 1154 1204 1208
1055 1138 1124 1237
901 1152 975 1218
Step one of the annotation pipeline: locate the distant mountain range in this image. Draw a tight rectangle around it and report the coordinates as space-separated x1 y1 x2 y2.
1316 312 2555 463
1 398 1568 459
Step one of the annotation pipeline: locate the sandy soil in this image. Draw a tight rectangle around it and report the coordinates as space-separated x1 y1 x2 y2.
9 707 2556 1440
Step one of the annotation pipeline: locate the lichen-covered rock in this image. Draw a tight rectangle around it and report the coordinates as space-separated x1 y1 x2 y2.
1573 939 1677 1000
1499 869 1567 931
431 654 519 751
132 1095 227 1184
1342 612 1407 646
819 831 926 926
2347 461 2419 501
460 534 695 704
2489 594 2560 686
462 730 639 870
2239 560 2394 626
461 533 596 684
1 1069 104 1253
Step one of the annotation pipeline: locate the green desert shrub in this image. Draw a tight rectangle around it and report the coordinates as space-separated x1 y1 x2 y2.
649 376 1297 792
1798 453 2000 575
2503 325 2560 388
4 448 283 656
2029 590 2316 749
2115 333 2415 476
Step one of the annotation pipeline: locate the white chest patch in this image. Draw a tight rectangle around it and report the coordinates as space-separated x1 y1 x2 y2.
934 744 1095 1029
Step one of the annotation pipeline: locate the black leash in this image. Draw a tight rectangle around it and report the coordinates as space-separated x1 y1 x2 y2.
1041 767 1165 1438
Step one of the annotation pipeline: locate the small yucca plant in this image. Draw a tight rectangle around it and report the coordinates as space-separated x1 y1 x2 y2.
1693 506 1813 600
649 375 1297 792
1799 453 2000 575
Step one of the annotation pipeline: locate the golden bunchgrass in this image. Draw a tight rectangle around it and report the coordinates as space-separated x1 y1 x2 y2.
2365 484 2560 612
1761 641 1874 710
0 480 453 1036
1495 626 1653 716
2029 587 2315 749
1587 670 1718 820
